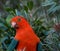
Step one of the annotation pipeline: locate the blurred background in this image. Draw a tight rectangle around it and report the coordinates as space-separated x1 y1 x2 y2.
0 0 60 51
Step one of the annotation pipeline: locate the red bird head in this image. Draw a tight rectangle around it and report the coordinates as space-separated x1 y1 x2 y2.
10 16 29 29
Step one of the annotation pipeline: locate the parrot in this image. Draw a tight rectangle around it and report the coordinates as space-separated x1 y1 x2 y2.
7 16 42 51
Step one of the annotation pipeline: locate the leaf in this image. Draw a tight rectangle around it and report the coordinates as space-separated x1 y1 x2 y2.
47 4 56 14
0 17 6 24
6 15 14 26
5 7 15 15
27 1 33 10
47 5 60 14
5 7 13 12
52 5 60 13
24 6 28 13
1 37 12 50
15 9 21 16
1 37 8 43
42 0 56 6
0 23 8 31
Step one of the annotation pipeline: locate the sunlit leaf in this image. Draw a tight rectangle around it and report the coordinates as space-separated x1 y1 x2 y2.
6 15 14 26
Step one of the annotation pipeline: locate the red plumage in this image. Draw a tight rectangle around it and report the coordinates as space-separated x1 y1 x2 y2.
11 16 40 51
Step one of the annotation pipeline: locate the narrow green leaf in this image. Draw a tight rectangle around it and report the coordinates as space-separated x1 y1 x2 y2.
27 1 33 10
0 23 8 31
6 15 14 26
24 6 28 13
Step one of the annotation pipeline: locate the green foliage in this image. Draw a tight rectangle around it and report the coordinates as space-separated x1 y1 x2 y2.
23 1 33 13
24 6 28 13
27 1 34 10
6 15 14 26
0 0 60 51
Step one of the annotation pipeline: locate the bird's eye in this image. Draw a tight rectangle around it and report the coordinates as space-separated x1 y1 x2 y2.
17 18 21 22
